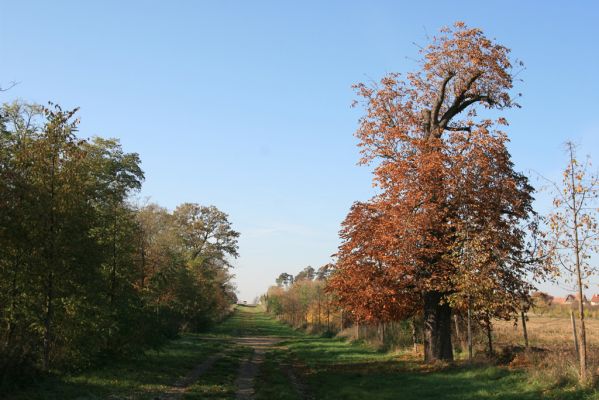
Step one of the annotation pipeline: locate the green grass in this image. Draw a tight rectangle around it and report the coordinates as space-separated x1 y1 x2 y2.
5 334 227 400
6 306 598 399
249 309 598 400
184 344 252 400
255 353 301 400
3 306 300 400
208 304 303 337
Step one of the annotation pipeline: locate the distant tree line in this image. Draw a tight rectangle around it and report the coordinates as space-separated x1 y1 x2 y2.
264 265 338 331
0 101 239 386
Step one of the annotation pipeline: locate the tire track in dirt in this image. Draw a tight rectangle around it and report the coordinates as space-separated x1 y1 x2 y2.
155 352 224 400
233 337 283 400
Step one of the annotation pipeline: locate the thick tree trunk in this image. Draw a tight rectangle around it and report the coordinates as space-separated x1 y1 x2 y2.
423 291 453 362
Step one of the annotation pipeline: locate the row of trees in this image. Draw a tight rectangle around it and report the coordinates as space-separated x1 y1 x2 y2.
0 102 239 384
264 266 338 330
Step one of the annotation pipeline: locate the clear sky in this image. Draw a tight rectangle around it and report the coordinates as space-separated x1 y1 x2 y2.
1 1 598 301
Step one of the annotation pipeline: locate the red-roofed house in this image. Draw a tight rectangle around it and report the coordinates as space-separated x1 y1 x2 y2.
557 294 589 305
591 294 599 306
552 297 566 305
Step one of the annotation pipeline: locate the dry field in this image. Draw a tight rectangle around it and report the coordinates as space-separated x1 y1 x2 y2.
494 315 599 349
494 314 599 381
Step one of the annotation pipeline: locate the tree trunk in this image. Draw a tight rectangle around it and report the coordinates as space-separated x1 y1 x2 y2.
423 291 453 361
453 314 461 351
317 290 321 328
43 271 53 371
467 305 473 361
520 310 529 348
43 146 57 372
486 317 493 357
110 203 117 307
140 237 146 289
411 317 418 353
568 143 588 382
575 279 588 382
570 309 579 361
5 260 19 348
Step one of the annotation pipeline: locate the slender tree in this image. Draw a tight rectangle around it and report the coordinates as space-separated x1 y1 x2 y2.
544 142 598 383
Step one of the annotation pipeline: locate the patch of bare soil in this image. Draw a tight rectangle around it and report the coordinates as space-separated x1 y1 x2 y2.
233 337 283 400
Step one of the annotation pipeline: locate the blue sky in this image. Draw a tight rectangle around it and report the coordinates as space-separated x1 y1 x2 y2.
1 1 598 301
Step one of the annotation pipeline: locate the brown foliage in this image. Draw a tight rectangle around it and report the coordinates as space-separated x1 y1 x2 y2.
329 22 546 360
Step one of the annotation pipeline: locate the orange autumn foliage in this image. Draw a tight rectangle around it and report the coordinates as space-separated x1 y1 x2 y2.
328 22 547 361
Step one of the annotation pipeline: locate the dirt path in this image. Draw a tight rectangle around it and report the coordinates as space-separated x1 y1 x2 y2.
233 337 283 400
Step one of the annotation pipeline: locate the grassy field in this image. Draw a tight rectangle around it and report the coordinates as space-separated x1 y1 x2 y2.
6 306 598 399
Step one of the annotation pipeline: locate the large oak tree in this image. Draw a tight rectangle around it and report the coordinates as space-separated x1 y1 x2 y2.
331 23 542 361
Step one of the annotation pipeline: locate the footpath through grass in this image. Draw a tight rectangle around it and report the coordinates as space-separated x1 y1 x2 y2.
6 305 598 399
209 304 302 337
4 305 299 400
247 308 598 400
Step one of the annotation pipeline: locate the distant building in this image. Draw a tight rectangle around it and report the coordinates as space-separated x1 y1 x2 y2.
552 297 566 305
565 294 589 304
534 292 597 306
551 294 589 305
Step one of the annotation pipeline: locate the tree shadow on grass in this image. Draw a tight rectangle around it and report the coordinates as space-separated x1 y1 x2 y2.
307 365 542 400
282 337 597 400
5 334 226 400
